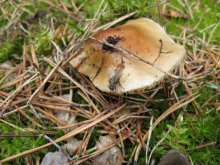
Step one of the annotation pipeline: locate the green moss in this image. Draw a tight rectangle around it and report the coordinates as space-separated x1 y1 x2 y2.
0 18 7 28
107 0 158 17
0 110 65 164
37 1 50 10
151 110 220 164
0 38 23 63
153 91 169 112
31 26 54 55
87 128 100 148
0 122 46 164
205 82 220 91
0 42 14 63
194 85 219 109
163 0 220 45
66 18 85 36
76 0 160 25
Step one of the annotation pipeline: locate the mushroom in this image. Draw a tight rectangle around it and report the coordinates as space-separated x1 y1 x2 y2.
70 18 185 94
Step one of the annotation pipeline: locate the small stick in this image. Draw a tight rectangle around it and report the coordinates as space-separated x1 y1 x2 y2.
43 134 62 150
145 117 154 165
43 134 72 161
153 39 163 63
92 53 106 81
186 141 217 151
29 104 45 127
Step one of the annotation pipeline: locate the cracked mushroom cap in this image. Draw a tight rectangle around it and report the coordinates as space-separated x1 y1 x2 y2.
70 18 185 94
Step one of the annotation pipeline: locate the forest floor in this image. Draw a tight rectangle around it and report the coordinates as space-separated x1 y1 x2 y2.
0 0 219 164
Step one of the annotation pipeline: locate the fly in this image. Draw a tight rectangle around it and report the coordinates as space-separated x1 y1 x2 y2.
108 59 125 91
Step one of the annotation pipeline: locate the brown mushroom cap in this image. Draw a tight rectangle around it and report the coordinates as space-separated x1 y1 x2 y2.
70 18 185 94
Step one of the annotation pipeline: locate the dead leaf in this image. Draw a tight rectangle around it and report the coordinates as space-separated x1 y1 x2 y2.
93 135 123 165
40 151 69 165
62 138 82 156
55 94 78 132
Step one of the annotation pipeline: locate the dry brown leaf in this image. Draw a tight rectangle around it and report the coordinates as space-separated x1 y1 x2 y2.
62 138 82 156
40 151 69 165
55 94 78 132
93 135 123 165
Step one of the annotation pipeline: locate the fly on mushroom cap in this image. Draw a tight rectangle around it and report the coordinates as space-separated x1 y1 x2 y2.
70 18 185 94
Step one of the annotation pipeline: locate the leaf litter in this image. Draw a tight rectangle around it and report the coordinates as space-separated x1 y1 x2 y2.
0 0 219 164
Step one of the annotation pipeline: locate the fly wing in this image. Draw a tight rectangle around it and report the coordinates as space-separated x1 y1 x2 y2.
108 67 115 79
114 65 124 80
